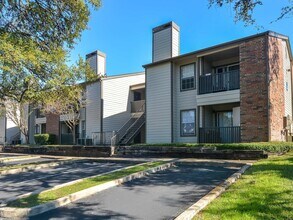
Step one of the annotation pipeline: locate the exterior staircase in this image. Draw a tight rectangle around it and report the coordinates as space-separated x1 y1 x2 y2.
111 103 145 146
10 132 21 145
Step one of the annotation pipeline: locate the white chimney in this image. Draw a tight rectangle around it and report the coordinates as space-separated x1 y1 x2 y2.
86 50 106 76
152 21 180 62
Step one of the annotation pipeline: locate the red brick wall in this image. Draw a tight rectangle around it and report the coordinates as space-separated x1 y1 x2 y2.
46 114 60 143
240 36 269 142
268 36 284 141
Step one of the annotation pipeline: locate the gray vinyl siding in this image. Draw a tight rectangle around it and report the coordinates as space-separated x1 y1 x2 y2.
146 63 172 143
153 28 172 62
103 73 145 132
87 53 97 74
85 81 102 138
172 29 180 57
282 41 292 118
6 117 19 144
173 63 197 143
197 90 240 106
97 55 106 75
204 106 214 127
0 117 5 144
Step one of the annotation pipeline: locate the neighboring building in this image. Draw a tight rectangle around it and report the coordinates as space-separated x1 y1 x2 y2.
33 51 146 145
144 21 293 144
0 116 20 145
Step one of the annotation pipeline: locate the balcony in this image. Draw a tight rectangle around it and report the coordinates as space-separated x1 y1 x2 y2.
131 100 146 113
199 126 241 143
199 70 240 95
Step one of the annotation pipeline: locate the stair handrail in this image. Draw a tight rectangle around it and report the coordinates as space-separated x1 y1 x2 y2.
111 102 145 146
121 113 146 144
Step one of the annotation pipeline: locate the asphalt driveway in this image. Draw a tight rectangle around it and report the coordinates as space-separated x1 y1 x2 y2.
0 159 140 203
30 161 243 220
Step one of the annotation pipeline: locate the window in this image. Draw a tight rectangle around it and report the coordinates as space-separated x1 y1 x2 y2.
181 64 195 91
181 110 196 136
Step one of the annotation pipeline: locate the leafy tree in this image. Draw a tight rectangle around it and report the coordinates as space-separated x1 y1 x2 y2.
208 0 292 26
0 0 101 143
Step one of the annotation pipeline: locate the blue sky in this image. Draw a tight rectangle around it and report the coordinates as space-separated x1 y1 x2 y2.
69 0 292 76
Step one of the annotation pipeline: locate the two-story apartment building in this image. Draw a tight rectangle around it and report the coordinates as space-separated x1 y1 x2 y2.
144 22 293 144
34 51 146 145
2 21 292 146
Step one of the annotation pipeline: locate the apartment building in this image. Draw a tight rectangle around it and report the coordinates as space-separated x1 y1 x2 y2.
144 21 293 144
34 51 146 145
2 22 292 146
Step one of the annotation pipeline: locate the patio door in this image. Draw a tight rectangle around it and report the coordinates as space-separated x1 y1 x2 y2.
216 111 233 127
216 111 233 142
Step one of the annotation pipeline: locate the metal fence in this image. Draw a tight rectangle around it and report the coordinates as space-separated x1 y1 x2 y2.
199 127 241 143
60 133 74 145
92 131 115 146
199 70 240 94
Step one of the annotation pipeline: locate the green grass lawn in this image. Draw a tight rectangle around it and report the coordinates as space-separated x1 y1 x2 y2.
194 151 293 220
8 161 166 208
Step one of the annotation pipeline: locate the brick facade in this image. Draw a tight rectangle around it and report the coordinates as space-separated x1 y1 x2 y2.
46 114 60 143
240 35 287 142
268 36 285 141
240 36 269 142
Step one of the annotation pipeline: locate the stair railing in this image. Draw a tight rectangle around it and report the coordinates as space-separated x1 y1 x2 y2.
121 113 145 144
111 102 145 146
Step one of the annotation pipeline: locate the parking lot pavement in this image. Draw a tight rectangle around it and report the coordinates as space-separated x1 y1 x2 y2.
30 161 243 220
0 160 140 202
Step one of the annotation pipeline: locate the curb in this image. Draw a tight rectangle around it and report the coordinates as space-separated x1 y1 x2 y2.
0 161 176 218
175 163 252 220
0 159 77 176
0 155 41 163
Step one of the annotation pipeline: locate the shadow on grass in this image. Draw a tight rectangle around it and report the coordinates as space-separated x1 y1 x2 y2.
198 189 292 220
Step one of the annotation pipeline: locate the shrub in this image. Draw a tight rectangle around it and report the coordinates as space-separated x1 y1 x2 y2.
47 134 56 145
34 134 56 145
131 142 293 153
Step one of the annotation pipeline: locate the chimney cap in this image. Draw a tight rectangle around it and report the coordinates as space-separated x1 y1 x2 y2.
86 50 106 59
152 21 180 33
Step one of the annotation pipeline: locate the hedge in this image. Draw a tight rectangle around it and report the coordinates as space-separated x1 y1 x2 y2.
34 134 56 145
131 142 293 153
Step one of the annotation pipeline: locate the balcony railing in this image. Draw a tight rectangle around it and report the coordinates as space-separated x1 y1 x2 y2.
131 100 146 113
199 70 240 94
91 131 114 146
199 126 241 143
